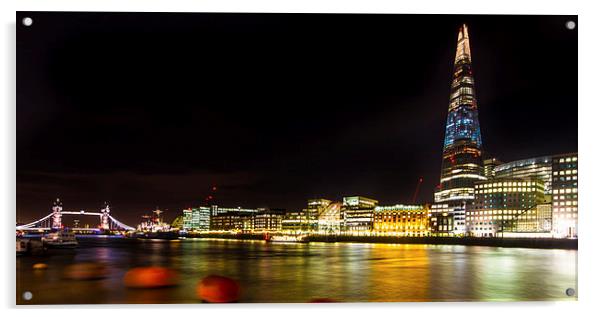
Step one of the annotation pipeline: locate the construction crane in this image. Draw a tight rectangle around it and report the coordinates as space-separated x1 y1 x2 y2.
203 185 218 204
411 177 424 204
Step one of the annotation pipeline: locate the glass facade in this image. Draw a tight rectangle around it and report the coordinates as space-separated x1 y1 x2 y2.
494 156 553 194
182 207 211 231
342 196 378 232
429 203 466 236
315 200 342 234
483 157 503 179
435 24 486 203
551 154 578 238
467 178 546 237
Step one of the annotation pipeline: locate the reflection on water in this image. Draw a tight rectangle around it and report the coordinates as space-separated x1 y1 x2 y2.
16 238 577 304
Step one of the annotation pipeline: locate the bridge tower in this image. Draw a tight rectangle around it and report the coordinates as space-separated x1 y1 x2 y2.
51 198 63 229
100 202 110 230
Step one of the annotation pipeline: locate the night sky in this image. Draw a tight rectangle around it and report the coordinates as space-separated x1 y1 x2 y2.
17 12 577 225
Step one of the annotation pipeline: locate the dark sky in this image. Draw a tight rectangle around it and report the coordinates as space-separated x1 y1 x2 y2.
17 12 577 226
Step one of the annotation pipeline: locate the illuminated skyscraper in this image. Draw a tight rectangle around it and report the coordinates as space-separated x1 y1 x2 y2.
434 24 486 204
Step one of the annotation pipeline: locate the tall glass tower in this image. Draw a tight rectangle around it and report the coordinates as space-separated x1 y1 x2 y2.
434 24 486 203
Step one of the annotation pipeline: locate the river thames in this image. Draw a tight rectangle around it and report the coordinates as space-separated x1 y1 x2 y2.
16 238 577 304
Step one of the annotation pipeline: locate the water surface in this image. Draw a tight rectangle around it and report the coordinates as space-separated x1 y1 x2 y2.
16 238 577 304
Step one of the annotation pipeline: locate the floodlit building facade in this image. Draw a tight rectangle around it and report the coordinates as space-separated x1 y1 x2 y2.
342 196 378 233
491 153 578 238
315 200 342 234
434 24 487 205
210 205 258 216
373 204 430 236
252 208 285 232
483 157 503 179
281 210 311 233
307 199 332 232
281 199 332 233
551 153 578 238
182 206 211 231
494 156 553 194
466 178 545 237
508 203 553 237
210 211 254 232
429 203 466 236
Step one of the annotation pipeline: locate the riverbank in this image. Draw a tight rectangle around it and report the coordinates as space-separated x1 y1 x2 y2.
183 233 578 250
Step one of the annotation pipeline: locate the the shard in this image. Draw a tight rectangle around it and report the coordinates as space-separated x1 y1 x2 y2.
435 24 486 203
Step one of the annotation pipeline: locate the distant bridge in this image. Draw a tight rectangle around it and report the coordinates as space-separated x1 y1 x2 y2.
16 198 135 231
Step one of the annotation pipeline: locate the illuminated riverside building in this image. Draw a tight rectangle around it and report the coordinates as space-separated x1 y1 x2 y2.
182 206 211 231
342 196 378 233
280 199 339 233
434 24 486 214
171 215 184 230
483 157 503 179
373 204 430 236
253 208 285 232
511 203 553 237
315 200 342 234
491 153 578 238
281 210 311 233
494 156 553 194
210 205 258 216
466 178 545 237
210 211 254 232
429 203 466 236
306 199 331 232
551 153 578 238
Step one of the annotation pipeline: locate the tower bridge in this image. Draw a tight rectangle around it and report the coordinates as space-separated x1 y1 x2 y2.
16 198 135 231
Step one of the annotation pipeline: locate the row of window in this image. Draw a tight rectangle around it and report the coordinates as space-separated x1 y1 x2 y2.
553 207 578 212
558 157 578 163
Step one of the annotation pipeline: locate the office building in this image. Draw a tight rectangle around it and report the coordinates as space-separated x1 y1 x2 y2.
373 204 430 237
210 211 254 232
429 203 466 236
551 153 578 238
491 153 578 238
494 156 553 194
210 205 258 216
253 208 285 232
342 196 378 233
183 206 211 231
483 156 503 179
466 178 546 237
281 210 311 233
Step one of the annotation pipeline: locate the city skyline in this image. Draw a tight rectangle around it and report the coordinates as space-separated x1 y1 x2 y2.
17 13 577 225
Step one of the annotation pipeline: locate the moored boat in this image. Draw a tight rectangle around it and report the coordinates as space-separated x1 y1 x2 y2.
16 238 28 255
135 230 180 240
42 230 78 248
267 233 309 243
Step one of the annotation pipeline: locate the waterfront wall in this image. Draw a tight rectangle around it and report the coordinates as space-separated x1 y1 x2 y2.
185 233 578 250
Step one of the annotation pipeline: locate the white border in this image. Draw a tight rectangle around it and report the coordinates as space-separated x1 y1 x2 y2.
2 1 600 317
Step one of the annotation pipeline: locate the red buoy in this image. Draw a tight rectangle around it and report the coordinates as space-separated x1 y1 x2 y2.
196 275 241 303
123 266 179 288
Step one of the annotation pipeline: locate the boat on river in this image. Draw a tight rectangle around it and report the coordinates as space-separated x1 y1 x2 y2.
266 233 309 243
42 230 78 248
134 230 180 240
16 238 28 255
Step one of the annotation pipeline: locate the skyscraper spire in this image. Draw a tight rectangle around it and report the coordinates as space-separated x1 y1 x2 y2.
435 24 486 204
455 24 472 64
